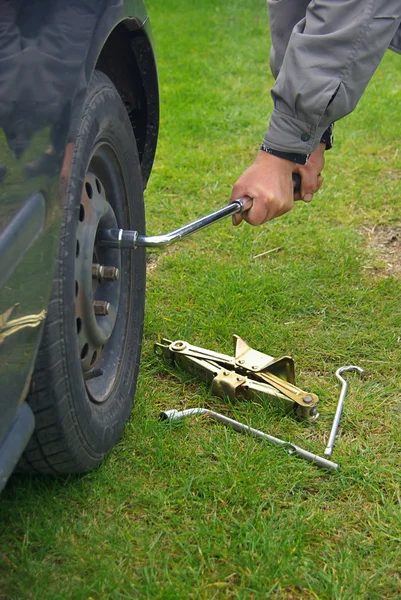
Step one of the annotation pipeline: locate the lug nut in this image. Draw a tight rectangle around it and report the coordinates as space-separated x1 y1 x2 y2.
92 264 102 279
84 367 104 381
92 264 120 282
93 300 110 316
101 266 120 281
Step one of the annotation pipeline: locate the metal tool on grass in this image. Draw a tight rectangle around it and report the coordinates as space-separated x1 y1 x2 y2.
155 335 319 422
160 407 339 471
97 176 301 249
324 365 364 457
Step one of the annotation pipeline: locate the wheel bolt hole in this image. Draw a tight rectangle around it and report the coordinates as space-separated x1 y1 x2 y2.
79 204 85 222
81 343 89 360
85 182 93 199
95 178 101 194
76 239 80 257
76 317 82 334
90 351 97 366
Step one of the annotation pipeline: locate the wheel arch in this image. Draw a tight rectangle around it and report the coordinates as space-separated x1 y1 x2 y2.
96 19 159 189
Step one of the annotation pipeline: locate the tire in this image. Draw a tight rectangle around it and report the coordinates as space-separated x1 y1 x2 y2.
18 71 146 475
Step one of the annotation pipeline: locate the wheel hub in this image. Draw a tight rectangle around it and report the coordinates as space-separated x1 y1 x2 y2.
75 171 121 382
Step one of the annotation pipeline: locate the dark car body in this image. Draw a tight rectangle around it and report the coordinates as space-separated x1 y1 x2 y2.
0 0 159 490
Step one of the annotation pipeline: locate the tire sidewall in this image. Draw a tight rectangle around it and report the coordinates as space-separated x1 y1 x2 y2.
58 71 146 460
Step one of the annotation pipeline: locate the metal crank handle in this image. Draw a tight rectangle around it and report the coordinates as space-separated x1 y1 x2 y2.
96 174 302 250
324 365 364 457
97 196 253 250
160 407 339 471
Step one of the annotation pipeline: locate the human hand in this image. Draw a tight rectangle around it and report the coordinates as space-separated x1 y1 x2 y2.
230 151 295 226
294 142 325 202
231 143 325 226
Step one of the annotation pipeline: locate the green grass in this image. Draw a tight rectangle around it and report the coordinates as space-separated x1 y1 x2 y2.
2 0 401 598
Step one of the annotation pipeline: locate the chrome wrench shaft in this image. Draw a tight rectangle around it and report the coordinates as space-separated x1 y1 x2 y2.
97 197 253 249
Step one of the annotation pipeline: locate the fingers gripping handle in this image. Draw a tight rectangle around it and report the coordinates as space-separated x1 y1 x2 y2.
232 173 302 224
236 174 302 211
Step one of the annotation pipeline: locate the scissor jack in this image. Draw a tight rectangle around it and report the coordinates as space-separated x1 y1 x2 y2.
154 335 319 422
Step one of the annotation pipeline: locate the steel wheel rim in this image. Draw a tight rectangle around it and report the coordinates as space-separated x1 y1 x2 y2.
75 143 129 403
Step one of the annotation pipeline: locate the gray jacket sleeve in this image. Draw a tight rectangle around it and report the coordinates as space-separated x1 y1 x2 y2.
264 0 401 156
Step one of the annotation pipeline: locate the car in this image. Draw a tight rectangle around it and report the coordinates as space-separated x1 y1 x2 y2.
0 0 159 491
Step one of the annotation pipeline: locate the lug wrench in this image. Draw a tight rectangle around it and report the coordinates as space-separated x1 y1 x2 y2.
160 407 339 471
97 197 253 249
97 176 301 249
324 365 364 457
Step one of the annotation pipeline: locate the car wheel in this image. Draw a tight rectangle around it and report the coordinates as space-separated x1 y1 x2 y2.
17 70 146 474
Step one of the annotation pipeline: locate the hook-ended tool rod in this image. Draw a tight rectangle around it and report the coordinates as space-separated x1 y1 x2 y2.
96 174 302 250
324 365 364 457
160 407 339 471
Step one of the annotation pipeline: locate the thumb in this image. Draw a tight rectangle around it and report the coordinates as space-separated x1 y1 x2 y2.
232 213 243 226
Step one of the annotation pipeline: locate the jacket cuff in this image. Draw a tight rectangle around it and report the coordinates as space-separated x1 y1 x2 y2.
260 143 308 165
263 108 330 155
320 124 334 150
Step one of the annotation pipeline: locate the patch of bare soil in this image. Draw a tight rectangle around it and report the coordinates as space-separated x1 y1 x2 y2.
361 224 401 277
146 246 178 274
146 254 159 274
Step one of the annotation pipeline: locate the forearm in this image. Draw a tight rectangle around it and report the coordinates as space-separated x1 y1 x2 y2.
265 0 401 156
268 0 310 79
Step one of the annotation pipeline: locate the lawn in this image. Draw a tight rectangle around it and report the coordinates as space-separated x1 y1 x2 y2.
1 1 401 598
